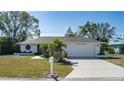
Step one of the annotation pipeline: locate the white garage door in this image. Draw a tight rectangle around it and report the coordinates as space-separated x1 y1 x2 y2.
67 43 95 57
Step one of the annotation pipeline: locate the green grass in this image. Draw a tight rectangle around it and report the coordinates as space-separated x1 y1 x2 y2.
0 56 72 78
105 54 124 68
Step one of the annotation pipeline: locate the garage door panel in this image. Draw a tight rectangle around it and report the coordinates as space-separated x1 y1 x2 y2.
67 44 95 57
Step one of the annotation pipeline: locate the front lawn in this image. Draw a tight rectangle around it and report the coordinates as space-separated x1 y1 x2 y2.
105 54 124 68
0 56 72 78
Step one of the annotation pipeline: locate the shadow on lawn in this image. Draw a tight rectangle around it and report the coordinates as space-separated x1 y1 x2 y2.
98 56 121 59
61 61 78 66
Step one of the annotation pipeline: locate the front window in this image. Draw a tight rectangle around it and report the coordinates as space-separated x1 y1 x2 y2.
25 45 31 50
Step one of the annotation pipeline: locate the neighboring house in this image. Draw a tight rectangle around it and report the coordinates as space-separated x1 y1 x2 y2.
17 37 101 58
109 39 124 54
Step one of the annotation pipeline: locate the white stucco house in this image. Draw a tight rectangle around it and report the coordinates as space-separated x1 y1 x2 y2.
17 37 101 58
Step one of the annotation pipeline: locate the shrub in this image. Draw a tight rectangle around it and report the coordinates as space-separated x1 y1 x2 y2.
23 51 26 53
100 43 115 54
97 52 105 55
108 47 115 54
100 43 109 53
40 42 49 58
29 51 32 53
13 44 20 53
0 37 14 54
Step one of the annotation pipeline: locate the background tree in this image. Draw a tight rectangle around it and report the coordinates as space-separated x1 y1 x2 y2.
96 22 116 42
0 11 40 41
78 22 116 42
95 22 116 53
65 22 115 42
78 21 97 39
65 27 77 37
0 11 41 54
115 34 124 39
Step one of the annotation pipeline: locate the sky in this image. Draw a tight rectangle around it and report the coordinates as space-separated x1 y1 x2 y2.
29 11 124 36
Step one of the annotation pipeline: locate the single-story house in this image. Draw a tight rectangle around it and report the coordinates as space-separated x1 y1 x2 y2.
109 39 124 54
17 37 101 58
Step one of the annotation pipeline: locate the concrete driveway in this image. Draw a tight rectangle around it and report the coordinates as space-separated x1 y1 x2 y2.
65 59 124 80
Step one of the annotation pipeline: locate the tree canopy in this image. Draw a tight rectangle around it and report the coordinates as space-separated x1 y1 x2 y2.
95 22 116 42
0 11 41 54
0 11 40 42
78 21 97 39
65 21 116 42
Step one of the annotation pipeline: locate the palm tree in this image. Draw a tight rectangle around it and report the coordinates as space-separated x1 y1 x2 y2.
49 38 67 62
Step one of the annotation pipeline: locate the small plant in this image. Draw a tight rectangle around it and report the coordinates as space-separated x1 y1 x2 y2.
107 47 115 54
29 51 32 53
23 51 26 53
40 42 49 58
100 43 115 54
97 52 105 55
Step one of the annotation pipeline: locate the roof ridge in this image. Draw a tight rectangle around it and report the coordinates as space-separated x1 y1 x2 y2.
17 37 100 45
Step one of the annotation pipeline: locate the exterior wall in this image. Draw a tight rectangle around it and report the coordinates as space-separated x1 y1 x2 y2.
19 42 101 57
66 42 100 57
20 44 38 53
94 43 100 56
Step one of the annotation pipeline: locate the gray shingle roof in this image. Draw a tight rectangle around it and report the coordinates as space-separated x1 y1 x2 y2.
17 37 100 44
